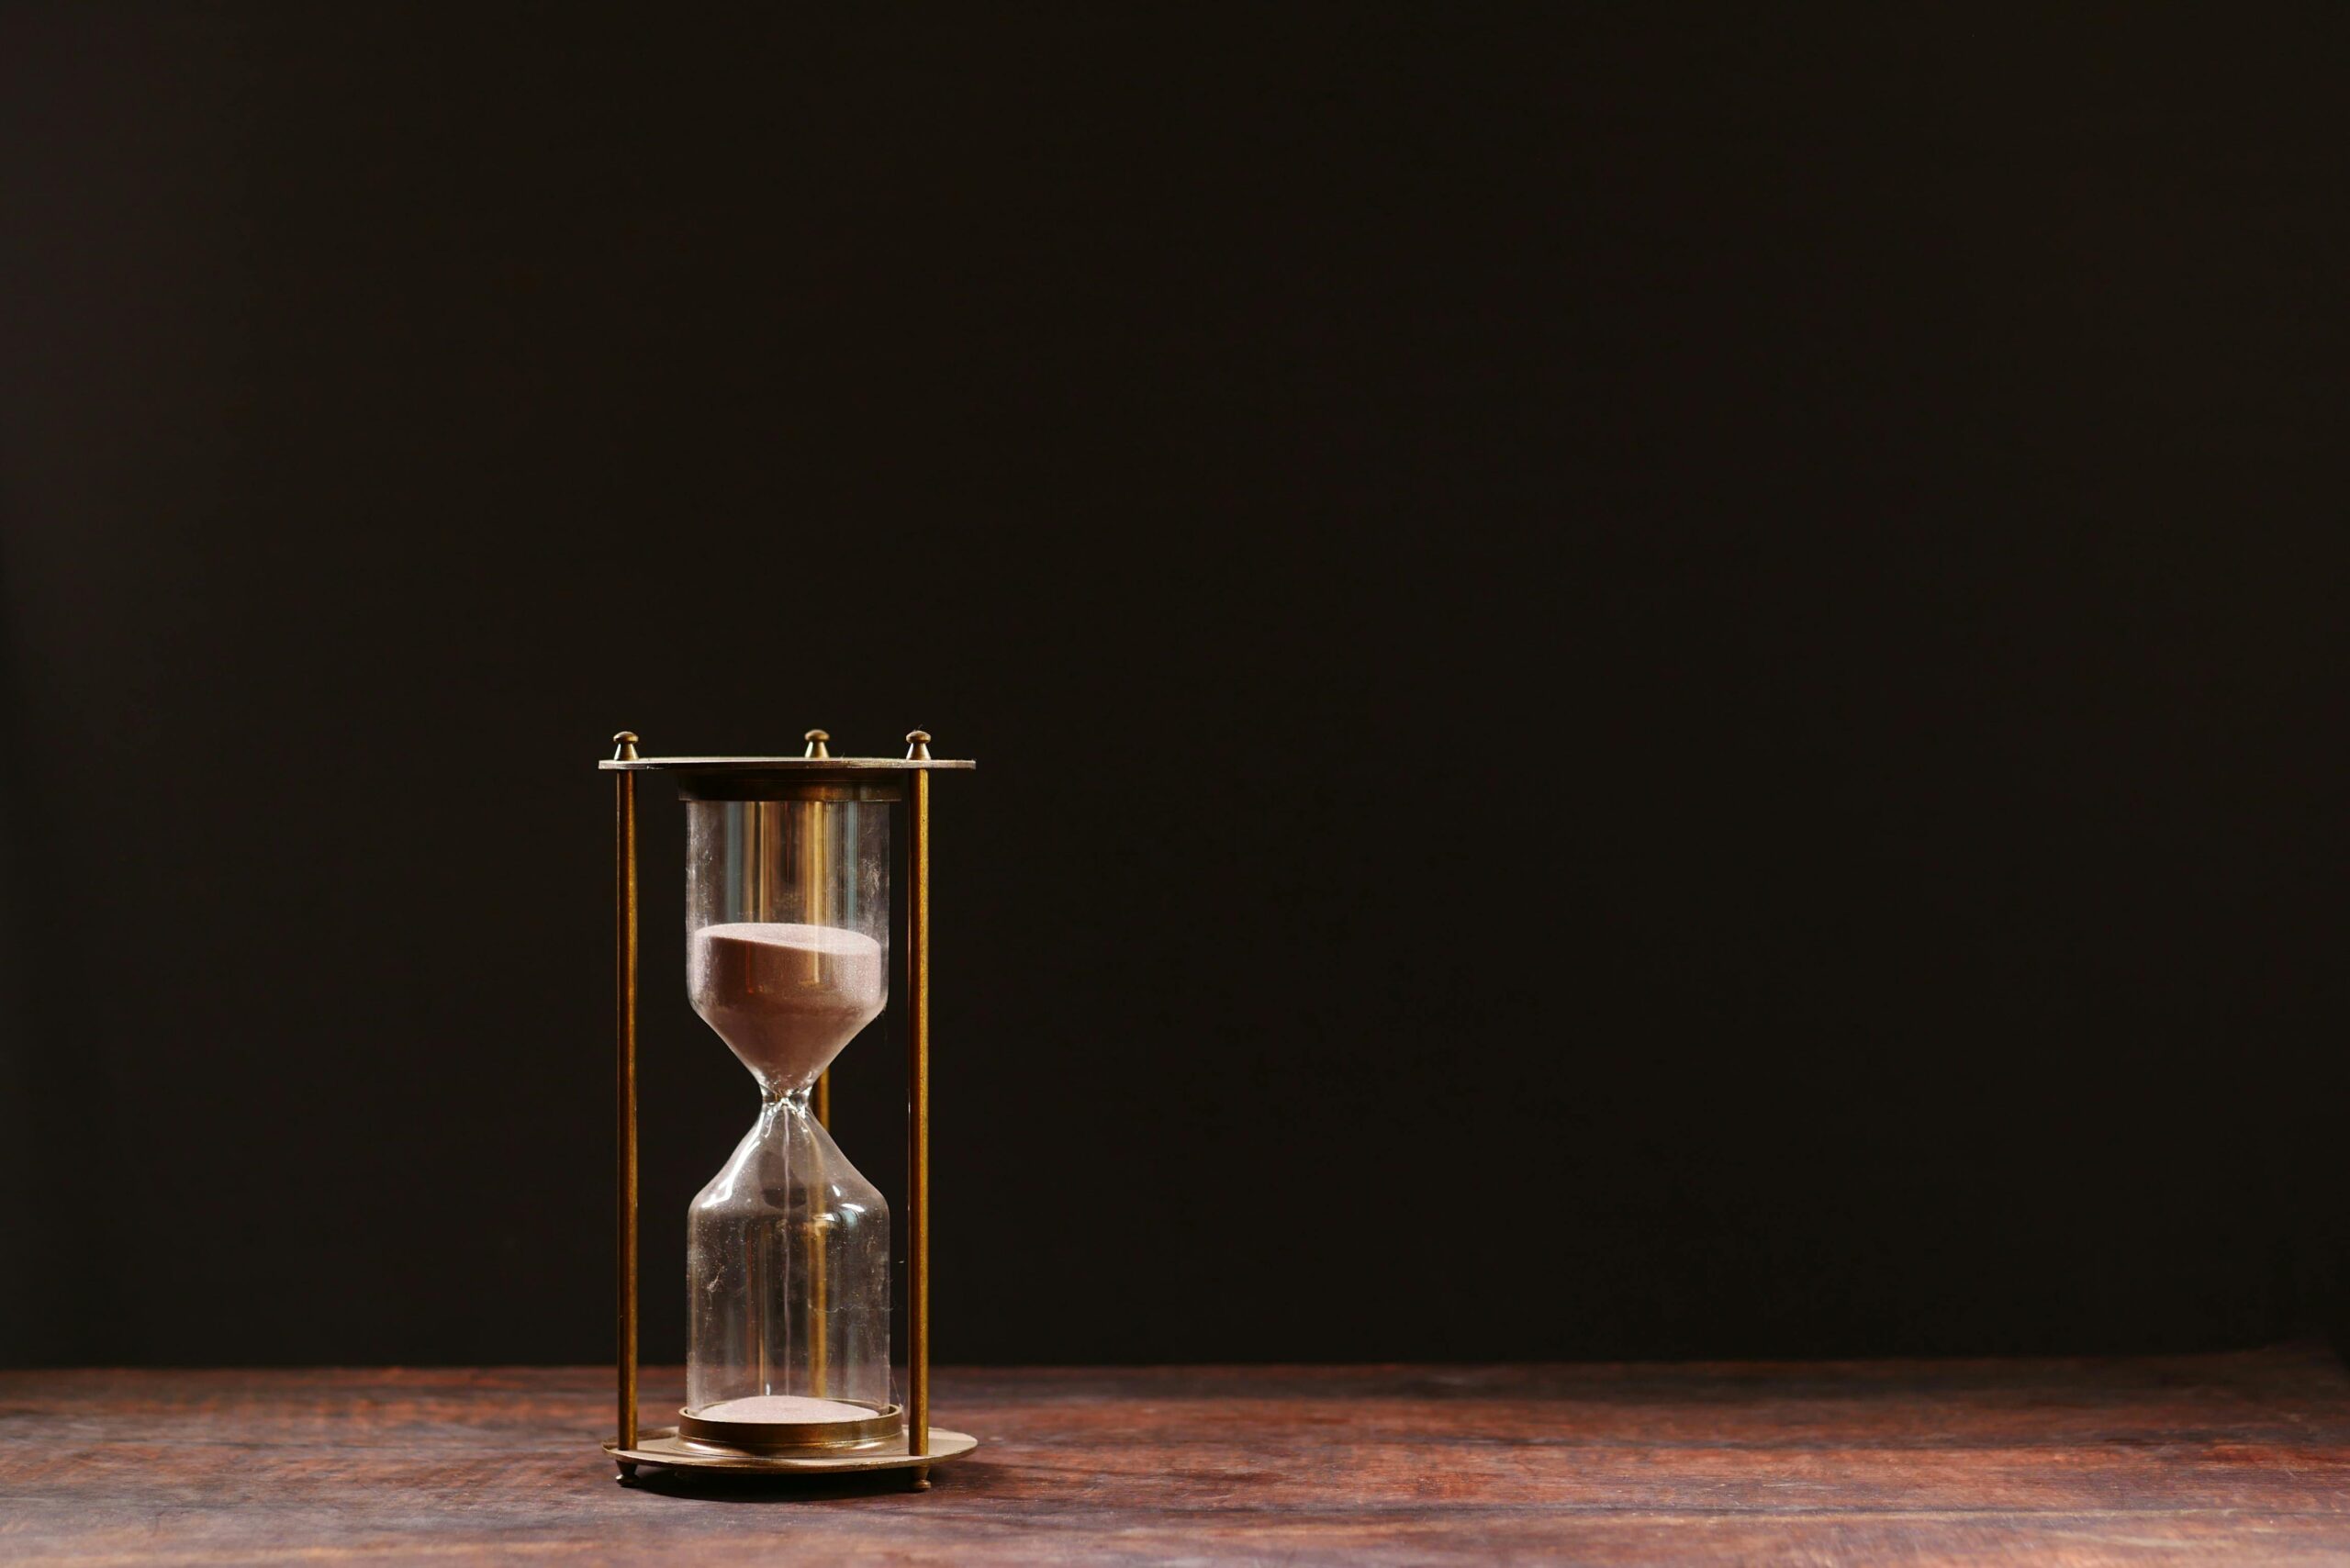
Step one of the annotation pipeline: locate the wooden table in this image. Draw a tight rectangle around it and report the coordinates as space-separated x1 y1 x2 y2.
6 1349 2349 1564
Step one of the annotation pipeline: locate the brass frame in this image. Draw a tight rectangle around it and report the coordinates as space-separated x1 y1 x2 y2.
599 733 977 1490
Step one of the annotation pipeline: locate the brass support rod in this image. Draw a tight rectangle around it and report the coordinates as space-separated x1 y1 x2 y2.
801 799 830 1389
614 752 639 1455
907 767 932 1467
810 795 831 1135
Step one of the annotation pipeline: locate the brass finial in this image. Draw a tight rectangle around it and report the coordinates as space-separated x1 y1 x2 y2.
803 729 832 759
611 731 640 762
905 730 933 761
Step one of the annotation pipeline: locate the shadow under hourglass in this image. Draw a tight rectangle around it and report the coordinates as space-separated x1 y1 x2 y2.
624 1467 929 1503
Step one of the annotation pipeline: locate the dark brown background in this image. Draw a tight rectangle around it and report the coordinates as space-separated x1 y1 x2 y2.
0 6 2341 1370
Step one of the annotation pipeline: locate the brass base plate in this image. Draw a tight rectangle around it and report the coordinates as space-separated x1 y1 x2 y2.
604 1427 978 1475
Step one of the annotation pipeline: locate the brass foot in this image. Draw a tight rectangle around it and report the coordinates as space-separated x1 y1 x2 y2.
615 1461 640 1484
910 1465 932 1492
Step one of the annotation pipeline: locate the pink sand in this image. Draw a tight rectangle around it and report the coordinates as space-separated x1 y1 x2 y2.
690 922 884 1093
696 1394 875 1425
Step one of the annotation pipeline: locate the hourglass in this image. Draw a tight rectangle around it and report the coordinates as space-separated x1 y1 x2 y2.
599 729 978 1486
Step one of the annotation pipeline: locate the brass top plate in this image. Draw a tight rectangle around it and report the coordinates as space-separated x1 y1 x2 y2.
599 756 973 800
599 756 975 772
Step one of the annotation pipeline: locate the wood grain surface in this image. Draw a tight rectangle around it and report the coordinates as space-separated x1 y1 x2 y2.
5 1349 2348 1564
